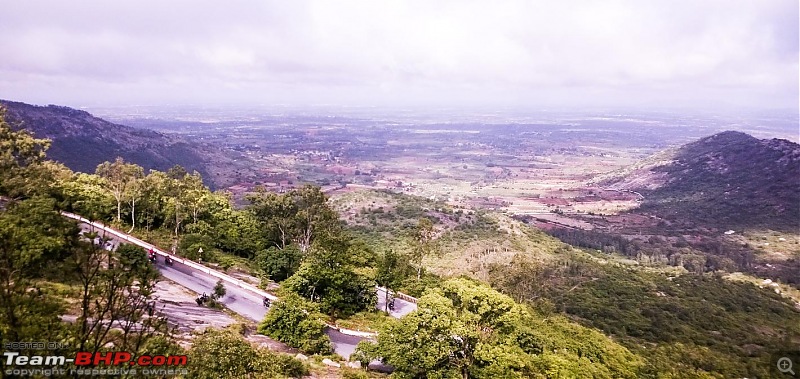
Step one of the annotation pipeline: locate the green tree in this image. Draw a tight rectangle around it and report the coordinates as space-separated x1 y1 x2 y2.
247 188 297 250
123 164 145 232
375 249 409 313
256 246 302 282
60 172 116 222
358 278 641 379
0 197 74 369
95 157 142 224
258 293 332 354
411 217 437 279
213 280 226 300
70 241 168 357
247 185 340 253
283 233 377 317
0 107 52 199
291 185 340 253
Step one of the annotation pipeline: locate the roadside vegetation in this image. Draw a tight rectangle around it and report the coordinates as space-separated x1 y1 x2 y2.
2 107 798 378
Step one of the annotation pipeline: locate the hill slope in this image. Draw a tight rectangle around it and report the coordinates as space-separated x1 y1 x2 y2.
0 100 248 189
606 131 800 231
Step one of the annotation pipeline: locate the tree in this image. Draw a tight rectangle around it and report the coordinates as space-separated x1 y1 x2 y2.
357 278 641 379
0 197 74 366
258 293 332 354
0 107 52 199
139 170 170 232
123 164 145 232
247 185 340 253
60 172 116 222
247 188 297 250
291 185 340 253
95 157 142 224
283 232 377 317
256 246 302 282
213 280 226 300
187 328 307 379
411 217 437 279
69 241 168 358
375 249 409 313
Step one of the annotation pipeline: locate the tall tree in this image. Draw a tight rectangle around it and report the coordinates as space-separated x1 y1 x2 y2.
69 241 168 358
0 107 51 199
291 185 340 253
411 217 437 279
95 157 142 223
247 188 297 250
124 164 145 232
0 197 74 368
375 249 408 313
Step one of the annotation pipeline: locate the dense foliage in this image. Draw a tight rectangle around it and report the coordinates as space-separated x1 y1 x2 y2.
356 278 641 379
257 293 332 354
490 253 800 378
186 328 308 379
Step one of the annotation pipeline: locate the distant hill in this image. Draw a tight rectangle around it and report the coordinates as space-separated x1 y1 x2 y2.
603 131 800 231
0 100 250 189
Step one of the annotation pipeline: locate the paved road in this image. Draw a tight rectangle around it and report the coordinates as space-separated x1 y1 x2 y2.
78 223 414 359
376 288 417 318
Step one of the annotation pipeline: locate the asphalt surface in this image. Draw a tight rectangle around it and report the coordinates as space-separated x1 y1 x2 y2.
79 223 418 360
376 288 417 318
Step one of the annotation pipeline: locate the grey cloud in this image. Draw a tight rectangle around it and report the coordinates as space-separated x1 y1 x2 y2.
0 0 796 110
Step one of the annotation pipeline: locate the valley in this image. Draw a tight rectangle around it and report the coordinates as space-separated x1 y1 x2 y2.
2 102 799 378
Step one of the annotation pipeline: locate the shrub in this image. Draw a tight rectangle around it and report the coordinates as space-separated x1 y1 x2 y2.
258 293 332 354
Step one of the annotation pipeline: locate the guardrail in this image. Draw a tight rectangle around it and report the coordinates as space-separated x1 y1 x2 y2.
62 212 279 301
377 286 418 304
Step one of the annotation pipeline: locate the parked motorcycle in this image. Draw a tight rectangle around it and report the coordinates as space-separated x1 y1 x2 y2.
165 256 174 266
263 297 271 308
196 293 209 306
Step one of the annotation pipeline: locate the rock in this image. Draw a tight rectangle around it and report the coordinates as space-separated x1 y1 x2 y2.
322 358 341 368
347 361 361 369
295 353 308 361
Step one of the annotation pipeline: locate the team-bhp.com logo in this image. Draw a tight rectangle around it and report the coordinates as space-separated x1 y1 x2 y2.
4 351 188 377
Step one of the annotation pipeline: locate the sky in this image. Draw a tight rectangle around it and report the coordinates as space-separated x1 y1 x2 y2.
1 0 797 112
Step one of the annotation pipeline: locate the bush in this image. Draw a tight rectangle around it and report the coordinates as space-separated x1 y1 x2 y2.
258 293 332 354
186 328 308 379
254 349 308 378
341 368 369 379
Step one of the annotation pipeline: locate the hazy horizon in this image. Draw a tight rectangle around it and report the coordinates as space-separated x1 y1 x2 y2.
1 1 797 113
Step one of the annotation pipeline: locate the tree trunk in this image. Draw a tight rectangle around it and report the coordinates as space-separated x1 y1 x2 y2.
128 200 136 233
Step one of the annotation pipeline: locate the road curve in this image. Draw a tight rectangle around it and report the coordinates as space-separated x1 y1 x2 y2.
67 213 418 359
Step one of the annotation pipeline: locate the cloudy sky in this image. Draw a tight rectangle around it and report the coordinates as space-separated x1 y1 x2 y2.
1 0 797 111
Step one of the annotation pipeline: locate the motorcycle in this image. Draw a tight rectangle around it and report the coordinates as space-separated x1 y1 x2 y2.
148 249 157 263
263 297 271 308
196 293 209 306
165 256 174 266
388 297 396 311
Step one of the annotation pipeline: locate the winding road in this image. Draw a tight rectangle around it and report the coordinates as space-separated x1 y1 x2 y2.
69 213 417 359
